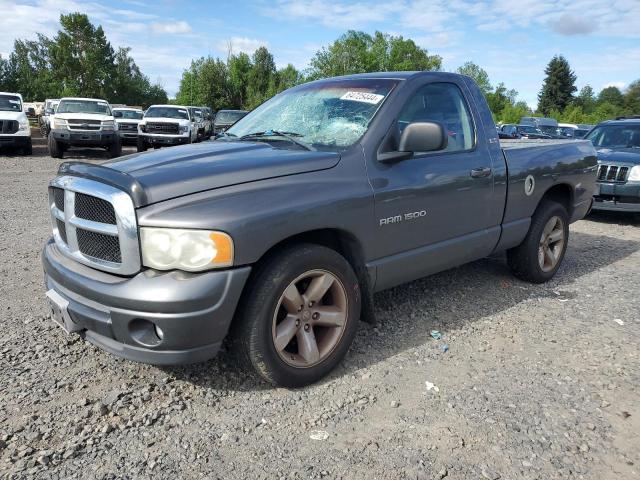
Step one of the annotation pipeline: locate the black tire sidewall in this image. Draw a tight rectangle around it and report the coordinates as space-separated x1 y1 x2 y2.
240 245 361 387
511 201 569 283
48 135 62 158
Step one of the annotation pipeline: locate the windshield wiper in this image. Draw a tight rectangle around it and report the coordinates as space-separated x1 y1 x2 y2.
239 130 315 151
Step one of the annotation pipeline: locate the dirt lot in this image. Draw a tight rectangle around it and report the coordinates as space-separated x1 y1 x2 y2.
0 135 638 479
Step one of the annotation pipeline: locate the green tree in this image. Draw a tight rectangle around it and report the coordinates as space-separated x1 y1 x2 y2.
598 86 624 107
486 82 518 119
456 61 492 96
246 47 277 109
499 101 531 124
574 85 596 114
308 30 441 79
276 64 302 92
228 52 252 108
623 80 640 113
537 55 577 114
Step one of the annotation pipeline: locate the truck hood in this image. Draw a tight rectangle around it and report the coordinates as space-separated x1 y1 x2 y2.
53 112 113 122
0 111 28 122
596 147 640 165
60 141 340 207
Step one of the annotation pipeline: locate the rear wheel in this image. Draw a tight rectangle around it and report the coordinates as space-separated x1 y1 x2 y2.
48 135 63 159
508 200 569 283
235 244 361 387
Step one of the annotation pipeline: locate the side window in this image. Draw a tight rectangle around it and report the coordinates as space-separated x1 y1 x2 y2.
398 82 475 152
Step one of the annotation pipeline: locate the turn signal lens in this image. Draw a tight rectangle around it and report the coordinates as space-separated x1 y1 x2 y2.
140 227 234 271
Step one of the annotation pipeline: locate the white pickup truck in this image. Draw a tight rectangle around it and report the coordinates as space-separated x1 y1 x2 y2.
0 92 32 155
137 105 197 151
113 107 144 146
48 97 121 159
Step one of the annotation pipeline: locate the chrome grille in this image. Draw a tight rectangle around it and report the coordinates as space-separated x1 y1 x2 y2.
597 164 630 183
48 176 140 275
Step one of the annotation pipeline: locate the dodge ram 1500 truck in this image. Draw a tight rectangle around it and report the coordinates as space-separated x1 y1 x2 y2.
42 72 597 387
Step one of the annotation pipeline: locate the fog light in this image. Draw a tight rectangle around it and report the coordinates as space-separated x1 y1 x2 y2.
129 318 163 347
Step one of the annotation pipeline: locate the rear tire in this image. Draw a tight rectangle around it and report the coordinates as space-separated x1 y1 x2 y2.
136 137 147 152
48 135 63 159
507 200 569 283
234 244 361 387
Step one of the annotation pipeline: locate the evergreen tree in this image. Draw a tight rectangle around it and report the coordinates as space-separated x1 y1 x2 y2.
598 86 624 107
537 55 577 115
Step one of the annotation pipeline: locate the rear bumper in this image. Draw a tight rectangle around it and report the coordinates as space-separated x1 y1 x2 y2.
592 182 640 213
52 129 116 147
42 239 251 365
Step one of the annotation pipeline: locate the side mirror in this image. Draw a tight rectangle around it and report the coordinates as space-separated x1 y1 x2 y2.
399 122 447 153
378 121 448 164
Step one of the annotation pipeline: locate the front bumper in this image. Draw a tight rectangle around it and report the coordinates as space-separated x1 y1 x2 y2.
52 129 116 147
42 239 251 365
139 133 190 146
592 182 640 213
0 135 31 147
118 131 139 144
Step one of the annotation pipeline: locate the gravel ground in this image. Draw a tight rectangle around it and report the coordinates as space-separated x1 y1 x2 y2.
0 135 638 479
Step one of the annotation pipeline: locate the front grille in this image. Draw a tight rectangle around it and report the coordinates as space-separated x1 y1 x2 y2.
48 177 140 275
56 219 67 243
77 229 121 263
75 192 116 224
53 187 65 212
146 122 179 134
0 120 19 134
68 124 101 131
118 123 138 131
68 119 101 124
598 164 629 183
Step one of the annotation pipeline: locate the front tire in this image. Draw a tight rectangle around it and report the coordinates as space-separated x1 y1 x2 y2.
235 244 361 387
48 135 63 159
136 137 147 152
507 200 569 283
21 139 33 156
108 138 122 158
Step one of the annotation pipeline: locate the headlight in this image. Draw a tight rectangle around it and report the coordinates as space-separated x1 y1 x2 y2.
180 125 189 133
140 228 234 271
102 120 116 131
53 119 67 129
139 123 146 133
18 121 29 131
629 166 640 182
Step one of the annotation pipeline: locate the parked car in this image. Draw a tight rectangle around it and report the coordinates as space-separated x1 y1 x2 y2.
587 117 640 213
39 99 60 137
214 109 248 135
520 116 560 138
188 106 206 142
113 107 144 146
0 92 32 155
42 72 596 387
501 124 551 139
137 105 197 151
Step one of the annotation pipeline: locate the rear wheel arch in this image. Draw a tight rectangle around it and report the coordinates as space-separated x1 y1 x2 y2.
539 183 574 219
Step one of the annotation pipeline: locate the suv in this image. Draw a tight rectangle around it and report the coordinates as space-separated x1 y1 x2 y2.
48 97 121 159
113 107 144 146
137 105 197 151
587 118 640 213
214 109 248 135
39 99 60 137
0 92 32 155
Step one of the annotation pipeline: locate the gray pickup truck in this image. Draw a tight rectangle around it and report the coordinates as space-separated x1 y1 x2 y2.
42 72 597 387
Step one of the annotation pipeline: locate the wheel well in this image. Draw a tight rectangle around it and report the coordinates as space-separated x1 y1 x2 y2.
541 183 573 217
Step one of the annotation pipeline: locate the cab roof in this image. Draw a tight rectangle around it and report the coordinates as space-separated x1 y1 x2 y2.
59 97 109 103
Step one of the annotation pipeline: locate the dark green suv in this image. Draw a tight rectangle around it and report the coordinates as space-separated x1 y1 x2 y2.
588 118 640 213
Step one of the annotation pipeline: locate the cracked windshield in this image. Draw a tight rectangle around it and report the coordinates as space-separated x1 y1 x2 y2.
224 79 398 152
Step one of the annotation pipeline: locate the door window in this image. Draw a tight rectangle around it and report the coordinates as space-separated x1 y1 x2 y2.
398 83 475 152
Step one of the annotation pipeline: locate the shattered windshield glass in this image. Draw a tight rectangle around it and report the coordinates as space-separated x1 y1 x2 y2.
224 79 398 152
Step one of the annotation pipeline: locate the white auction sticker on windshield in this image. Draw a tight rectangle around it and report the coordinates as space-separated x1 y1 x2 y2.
340 91 385 104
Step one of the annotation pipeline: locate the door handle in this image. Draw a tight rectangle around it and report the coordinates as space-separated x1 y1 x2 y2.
470 167 492 178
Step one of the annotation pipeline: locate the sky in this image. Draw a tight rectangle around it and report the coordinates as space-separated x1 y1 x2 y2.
1 0 639 108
